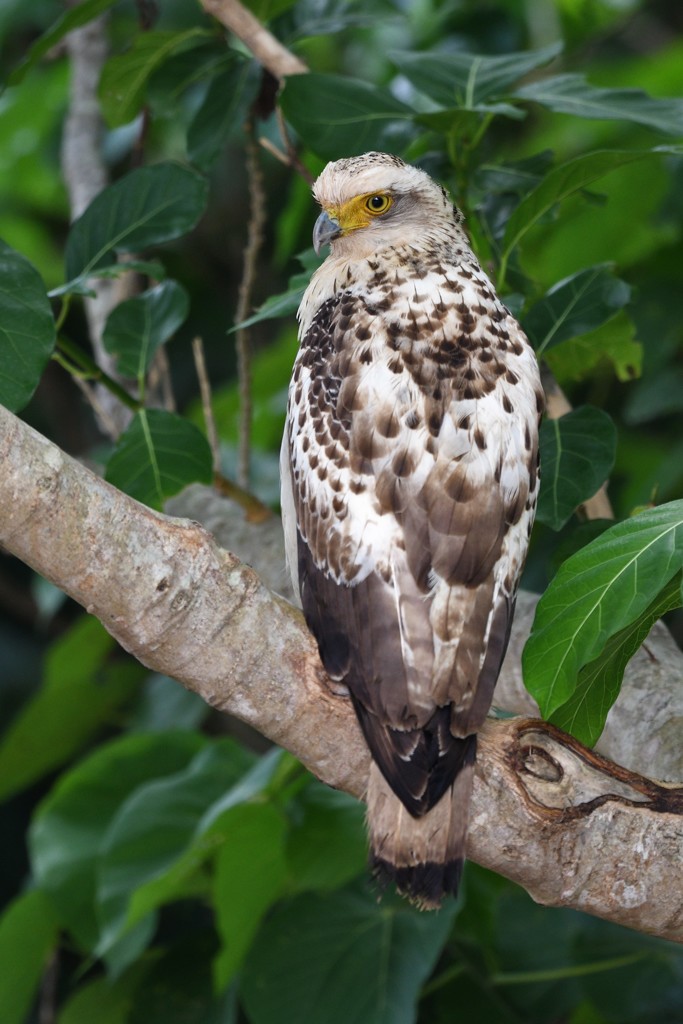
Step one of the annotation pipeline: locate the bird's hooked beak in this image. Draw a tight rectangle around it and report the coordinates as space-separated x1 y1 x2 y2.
313 210 342 254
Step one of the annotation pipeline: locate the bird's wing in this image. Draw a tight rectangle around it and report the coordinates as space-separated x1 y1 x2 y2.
285 269 541 813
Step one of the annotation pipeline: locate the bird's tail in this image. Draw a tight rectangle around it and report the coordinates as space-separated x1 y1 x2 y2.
366 742 476 909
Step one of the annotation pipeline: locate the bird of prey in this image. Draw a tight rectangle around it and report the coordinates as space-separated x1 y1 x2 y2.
280 151 543 907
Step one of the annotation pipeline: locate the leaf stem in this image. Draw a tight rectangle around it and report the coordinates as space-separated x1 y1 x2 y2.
55 335 140 412
234 120 266 489
492 951 648 985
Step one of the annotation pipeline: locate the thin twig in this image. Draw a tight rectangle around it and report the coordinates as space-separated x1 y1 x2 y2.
234 123 267 489
199 0 308 80
71 377 122 440
38 950 59 1024
149 346 177 413
192 336 221 476
274 106 315 184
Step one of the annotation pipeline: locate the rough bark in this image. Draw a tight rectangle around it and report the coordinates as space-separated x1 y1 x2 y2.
2 402 682 942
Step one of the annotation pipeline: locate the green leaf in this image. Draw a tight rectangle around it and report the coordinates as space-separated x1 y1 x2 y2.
623 367 683 426
241 886 458 1024
499 147 683 282
102 280 189 383
545 310 642 383
537 407 617 531
105 409 212 510
187 60 261 171
99 29 213 127
57 974 139 1024
213 804 289 989
65 163 209 281
0 617 142 801
279 74 414 161
514 74 683 136
147 44 234 116
126 933 223 1024
0 238 55 411
390 43 561 109
128 674 209 733
550 572 683 745
522 500 683 719
0 890 59 1024
96 740 255 960
231 250 322 332
6 0 119 86
29 732 203 950
286 785 367 893
96 750 280 961
522 265 631 355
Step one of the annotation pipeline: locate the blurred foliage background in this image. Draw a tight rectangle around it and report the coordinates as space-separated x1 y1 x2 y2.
0 0 682 1021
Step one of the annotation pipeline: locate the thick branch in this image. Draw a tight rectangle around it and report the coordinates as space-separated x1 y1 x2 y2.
1 403 682 941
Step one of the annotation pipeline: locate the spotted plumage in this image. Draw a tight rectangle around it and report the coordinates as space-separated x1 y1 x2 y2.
281 152 543 907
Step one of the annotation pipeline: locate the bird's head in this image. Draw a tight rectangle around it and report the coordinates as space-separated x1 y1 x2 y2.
311 152 460 258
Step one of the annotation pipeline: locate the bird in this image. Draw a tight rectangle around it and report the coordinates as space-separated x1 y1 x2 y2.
280 151 543 908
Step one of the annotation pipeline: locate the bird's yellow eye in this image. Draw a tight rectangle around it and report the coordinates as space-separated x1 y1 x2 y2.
364 194 392 215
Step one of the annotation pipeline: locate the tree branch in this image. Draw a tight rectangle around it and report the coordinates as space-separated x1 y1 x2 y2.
199 0 308 80
1 402 682 941
62 3 133 437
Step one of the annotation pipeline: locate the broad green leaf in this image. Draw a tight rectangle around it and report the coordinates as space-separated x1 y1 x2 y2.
187 60 261 171
213 804 289 988
537 407 617 531
523 500 683 718
522 265 631 355
147 45 234 116
0 617 142 801
390 43 561 109
416 108 520 138
499 147 683 284
576 917 683 1022
514 74 683 136
623 367 683 425
97 750 280 958
474 152 556 245
0 890 58 1024
105 409 212 510
128 674 209 733
0 239 55 411
550 572 683 745
286 785 367 893
125 932 222 1024
96 740 254 959
57 974 139 1024
197 748 286 834
102 280 189 383
545 310 642 383
241 885 458 1024
280 74 414 160
65 163 208 281
6 0 118 86
30 732 203 950
99 29 213 127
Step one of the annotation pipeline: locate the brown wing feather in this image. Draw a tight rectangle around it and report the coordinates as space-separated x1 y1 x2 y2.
287 272 539 818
